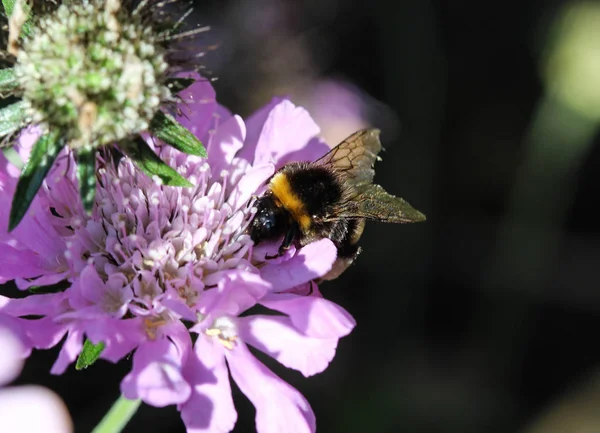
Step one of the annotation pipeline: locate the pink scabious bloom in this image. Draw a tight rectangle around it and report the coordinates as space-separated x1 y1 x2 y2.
0 75 355 433
0 315 73 433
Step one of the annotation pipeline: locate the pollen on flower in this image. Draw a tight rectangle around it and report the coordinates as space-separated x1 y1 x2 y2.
144 317 168 340
12 1 173 149
206 316 239 350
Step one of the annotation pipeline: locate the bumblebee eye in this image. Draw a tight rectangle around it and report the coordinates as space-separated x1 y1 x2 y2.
257 212 277 233
250 199 286 243
261 216 274 229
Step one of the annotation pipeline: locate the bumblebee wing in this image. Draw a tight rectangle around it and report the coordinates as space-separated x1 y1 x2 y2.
314 128 382 187
329 184 426 223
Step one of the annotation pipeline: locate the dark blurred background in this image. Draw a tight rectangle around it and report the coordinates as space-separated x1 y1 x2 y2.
18 0 600 432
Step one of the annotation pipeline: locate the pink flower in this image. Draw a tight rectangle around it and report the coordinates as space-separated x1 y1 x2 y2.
0 317 73 433
0 77 355 432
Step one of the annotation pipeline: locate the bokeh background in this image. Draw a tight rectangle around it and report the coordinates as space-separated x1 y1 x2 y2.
15 0 600 432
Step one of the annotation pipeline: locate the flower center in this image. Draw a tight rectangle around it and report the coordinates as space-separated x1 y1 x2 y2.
62 151 257 325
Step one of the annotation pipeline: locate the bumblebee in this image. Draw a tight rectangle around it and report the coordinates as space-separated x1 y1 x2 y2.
249 128 425 281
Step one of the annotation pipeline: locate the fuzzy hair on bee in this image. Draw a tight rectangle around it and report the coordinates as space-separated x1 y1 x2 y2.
249 128 426 281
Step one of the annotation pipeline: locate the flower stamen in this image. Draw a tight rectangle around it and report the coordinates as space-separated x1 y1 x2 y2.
144 317 167 340
205 317 239 350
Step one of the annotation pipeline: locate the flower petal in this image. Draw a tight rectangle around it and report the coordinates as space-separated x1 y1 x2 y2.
0 293 66 317
207 114 246 175
121 334 191 406
179 335 237 433
0 314 31 359
196 271 270 320
237 97 286 163
175 73 218 143
0 386 73 433
226 163 274 212
0 246 57 284
86 318 144 363
260 293 356 339
9 202 67 260
0 325 25 385
51 329 83 374
238 315 338 377
226 342 316 433
260 239 337 291
252 100 326 168
20 317 69 350
74 265 104 304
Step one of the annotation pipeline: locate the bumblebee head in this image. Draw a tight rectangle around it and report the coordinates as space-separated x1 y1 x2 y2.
250 195 288 243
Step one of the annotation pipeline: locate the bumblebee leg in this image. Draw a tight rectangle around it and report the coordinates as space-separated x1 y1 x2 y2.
278 222 298 255
264 223 298 259
246 194 259 208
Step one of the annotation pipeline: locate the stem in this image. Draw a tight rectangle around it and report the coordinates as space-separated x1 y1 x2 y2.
91 395 141 433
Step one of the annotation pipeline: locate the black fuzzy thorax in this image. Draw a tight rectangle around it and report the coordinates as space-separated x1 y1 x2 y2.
280 163 342 217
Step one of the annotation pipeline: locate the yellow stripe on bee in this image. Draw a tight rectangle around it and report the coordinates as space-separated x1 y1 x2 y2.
270 172 312 231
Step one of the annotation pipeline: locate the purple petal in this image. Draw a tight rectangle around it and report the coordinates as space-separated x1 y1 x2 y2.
260 293 356 339
51 329 83 374
0 325 25 385
179 335 237 433
10 203 67 259
0 293 66 317
0 206 69 287
175 72 218 142
14 272 69 290
260 239 337 291
196 271 270 319
76 265 105 304
0 386 73 433
0 247 59 284
161 296 197 322
226 342 316 433
226 163 274 212
207 114 245 175
85 318 144 363
238 315 339 377
20 317 69 350
237 97 286 163
0 314 32 358
121 334 192 406
252 100 324 168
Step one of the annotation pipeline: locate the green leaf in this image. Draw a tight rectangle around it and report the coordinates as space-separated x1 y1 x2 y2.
123 137 193 187
165 77 195 94
9 129 62 232
0 68 18 94
76 149 96 215
149 111 207 157
0 100 27 137
3 0 34 38
75 339 105 370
